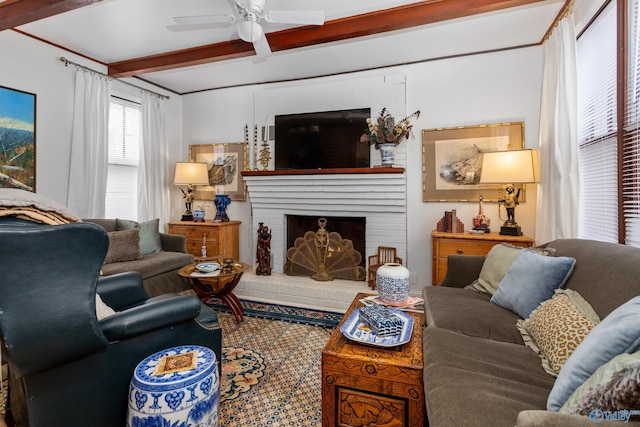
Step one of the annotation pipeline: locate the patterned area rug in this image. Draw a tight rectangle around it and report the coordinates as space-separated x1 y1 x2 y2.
207 298 342 328
1 306 336 427
221 347 265 401
218 311 334 426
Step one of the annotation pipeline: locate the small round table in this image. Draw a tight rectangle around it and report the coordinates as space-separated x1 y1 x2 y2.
179 261 249 323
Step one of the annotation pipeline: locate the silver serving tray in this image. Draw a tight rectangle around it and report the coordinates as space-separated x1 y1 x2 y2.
340 309 413 347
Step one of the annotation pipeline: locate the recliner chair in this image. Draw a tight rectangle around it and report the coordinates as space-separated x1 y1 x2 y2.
0 217 222 427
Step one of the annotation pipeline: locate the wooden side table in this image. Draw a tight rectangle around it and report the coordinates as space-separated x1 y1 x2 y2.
178 261 249 323
431 230 534 285
168 220 240 261
322 293 425 427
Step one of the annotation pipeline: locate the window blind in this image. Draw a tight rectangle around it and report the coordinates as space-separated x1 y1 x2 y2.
577 1 619 243
106 97 140 220
624 0 640 247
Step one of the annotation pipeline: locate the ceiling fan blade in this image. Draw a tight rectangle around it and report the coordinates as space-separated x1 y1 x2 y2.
253 35 271 57
173 14 235 26
264 10 325 26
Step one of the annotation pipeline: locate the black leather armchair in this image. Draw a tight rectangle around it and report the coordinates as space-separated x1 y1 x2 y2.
0 217 222 427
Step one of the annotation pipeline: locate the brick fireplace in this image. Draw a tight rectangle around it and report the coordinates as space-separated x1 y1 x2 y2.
238 168 407 311
242 168 407 273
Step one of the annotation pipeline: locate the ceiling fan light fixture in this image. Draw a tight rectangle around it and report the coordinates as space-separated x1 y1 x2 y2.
238 20 263 42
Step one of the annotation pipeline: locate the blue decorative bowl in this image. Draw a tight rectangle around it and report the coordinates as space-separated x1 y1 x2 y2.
196 263 220 273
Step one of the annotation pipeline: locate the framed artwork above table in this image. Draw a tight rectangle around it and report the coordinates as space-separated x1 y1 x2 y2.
422 122 525 202
189 142 248 201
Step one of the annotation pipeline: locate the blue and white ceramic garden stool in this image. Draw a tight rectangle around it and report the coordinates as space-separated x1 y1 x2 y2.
127 345 219 427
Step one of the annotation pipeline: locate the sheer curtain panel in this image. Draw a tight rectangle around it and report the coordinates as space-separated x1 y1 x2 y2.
536 12 580 244
139 92 170 227
67 68 111 218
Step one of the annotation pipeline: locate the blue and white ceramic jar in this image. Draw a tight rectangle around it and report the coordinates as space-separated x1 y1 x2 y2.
377 262 411 303
127 345 219 427
378 143 397 167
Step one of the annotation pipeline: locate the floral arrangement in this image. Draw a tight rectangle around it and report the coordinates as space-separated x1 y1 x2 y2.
360 108 421 149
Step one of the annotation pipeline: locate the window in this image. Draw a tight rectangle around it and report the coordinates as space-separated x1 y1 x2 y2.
577 0 640 247
623 0 640 246
106 96 141 219
577 1 619 243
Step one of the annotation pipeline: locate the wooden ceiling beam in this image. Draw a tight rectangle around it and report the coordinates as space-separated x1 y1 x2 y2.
0 0 104 31
108 0 547 78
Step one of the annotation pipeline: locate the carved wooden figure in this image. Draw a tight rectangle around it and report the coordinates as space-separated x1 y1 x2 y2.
256 222 272 275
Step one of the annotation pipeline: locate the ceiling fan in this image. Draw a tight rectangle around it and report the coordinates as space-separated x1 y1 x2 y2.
170 0 325 57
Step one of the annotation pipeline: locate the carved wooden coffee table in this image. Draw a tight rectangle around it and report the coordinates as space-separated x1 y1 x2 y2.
321 293 425 427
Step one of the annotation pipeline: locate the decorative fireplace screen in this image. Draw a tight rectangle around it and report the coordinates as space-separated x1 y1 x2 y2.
284 218 366 282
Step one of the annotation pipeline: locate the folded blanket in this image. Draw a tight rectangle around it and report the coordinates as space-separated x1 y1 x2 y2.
0 189 81 225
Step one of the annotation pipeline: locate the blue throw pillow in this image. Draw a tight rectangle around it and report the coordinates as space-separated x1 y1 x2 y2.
490 249 576 319
547 296 640 411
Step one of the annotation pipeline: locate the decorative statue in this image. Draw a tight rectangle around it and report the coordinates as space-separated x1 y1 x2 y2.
472 194 491 232
312 218 331 281
180 185 196 220
256 222 272 275
501 184 521 224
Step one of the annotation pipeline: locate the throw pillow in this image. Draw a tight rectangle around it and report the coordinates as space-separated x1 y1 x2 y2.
490 249 576 319
95 294 116 320
116 218 162 256
560 352 640 417
471 243 523 295
547 296 640 411
104 229 141 264
516 289 600 376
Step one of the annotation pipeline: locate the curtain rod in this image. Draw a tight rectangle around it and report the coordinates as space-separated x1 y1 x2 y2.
59 57 170 100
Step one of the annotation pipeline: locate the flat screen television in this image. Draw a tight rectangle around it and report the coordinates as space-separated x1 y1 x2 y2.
274 108 370 170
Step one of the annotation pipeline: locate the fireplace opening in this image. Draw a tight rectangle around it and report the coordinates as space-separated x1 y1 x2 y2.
286 215 366 267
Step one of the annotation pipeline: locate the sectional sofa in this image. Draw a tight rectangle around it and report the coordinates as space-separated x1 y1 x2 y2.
422 239 640 426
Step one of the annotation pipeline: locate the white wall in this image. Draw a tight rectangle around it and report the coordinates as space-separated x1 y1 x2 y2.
2 29 542 290
182 45 544 291
0 31 183 230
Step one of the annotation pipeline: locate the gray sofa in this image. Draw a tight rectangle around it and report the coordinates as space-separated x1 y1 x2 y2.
84 219 194 297
422 239 640 427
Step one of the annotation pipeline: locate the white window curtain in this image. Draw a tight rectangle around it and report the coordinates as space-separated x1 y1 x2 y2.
138 92 170 226
535 11 580 244
67 68 112 218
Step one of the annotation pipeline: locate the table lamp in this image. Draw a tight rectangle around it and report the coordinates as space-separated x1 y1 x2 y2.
479 149 537 236
174 162 209 221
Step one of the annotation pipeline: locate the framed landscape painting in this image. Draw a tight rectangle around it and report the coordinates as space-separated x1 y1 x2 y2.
189 143 248 201
0 85 36 192
422 122 525 202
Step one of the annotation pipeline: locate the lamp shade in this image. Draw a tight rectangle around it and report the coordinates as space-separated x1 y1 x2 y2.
173 162 209 186
479 149 537 184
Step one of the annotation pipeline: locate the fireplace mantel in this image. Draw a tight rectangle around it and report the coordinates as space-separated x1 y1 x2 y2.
241 167 404 177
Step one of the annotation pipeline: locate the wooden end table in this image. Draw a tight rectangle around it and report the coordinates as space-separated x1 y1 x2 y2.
178 260 249 323
321 293 425 427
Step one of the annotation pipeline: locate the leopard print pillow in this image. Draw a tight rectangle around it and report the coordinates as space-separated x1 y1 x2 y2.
517 289 600 376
